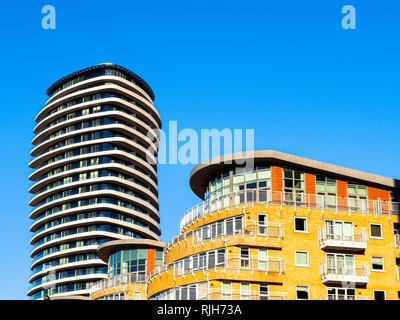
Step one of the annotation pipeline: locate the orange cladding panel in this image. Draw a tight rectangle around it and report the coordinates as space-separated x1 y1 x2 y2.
147 248 156 274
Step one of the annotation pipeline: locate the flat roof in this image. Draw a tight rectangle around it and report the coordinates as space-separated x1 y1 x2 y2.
46 63 155 100
97 239 165 262
189 150 400 199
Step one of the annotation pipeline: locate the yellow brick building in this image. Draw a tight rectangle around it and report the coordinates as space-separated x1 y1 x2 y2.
91 150 400 300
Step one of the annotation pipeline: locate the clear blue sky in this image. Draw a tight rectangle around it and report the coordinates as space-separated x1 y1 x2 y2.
0 0 399 299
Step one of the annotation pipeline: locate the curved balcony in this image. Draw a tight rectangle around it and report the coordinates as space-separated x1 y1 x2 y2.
90 273 147 300
35 97 159 136
45 73 154 106
37 83 160 128
29 149 158 183
149 254 285 281
165 220 284 254
180 189 400 232
29 162 157 194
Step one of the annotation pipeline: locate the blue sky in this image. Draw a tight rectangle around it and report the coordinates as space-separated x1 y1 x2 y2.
0 0 399 299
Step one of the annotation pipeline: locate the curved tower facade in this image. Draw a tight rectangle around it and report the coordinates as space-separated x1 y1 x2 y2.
28 63 161 299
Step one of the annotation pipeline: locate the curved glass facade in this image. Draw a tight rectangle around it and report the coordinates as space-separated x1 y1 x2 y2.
108 248 163 278
204 166 271 200
28 64 161 299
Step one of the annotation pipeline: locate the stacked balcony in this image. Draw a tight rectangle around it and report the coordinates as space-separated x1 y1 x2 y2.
318 227 368 252
320 261 369 285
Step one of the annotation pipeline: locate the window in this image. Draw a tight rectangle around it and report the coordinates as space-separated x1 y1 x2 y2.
232 166 271 203
347 183 368 211
326 254 355 275
259 284 269 300
209 173 229 202
296 286 309 300
134 291 141 300
374 290 385 300
372 257 384 271
108 249 148 278
222 282 232 300
316 176 337 193
193 215 243 243
391 192 400 202
316 176 337 209
325 220 353 241
155 283 200 301
327 288 355 300
188 284 197 300
175 248 225 275
155 250 163 267
295 251 309 266
370 224 382 238
294 217 307 232
258 214 267 235
217 249 225 267
283 168 305 204
258 248 268 271
240 283 251 300
240 248 250 268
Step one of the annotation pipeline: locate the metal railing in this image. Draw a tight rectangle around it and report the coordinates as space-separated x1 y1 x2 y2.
90 273 147 298
322 295 371 300
165 220 284 253
320 261 369 279
180 189 400 232
206 289 288 300
148 254 285 281
318 227 368 245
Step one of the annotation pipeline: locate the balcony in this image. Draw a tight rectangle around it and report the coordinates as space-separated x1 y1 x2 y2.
221 254 285 274
318 228 368 252
90 273 147 299
165 220 284 253
179 189 400 232
149 254 285 281
206 289 288 300
320 262 369 285
322 294 371 300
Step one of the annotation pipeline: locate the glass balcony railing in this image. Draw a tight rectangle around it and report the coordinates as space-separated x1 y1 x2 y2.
180 189 400 232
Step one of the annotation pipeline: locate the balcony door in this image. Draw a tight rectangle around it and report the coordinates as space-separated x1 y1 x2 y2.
327 253 355 275
240 247 250 269
258 248 268 271
325 220 354 241
258 214 267 235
